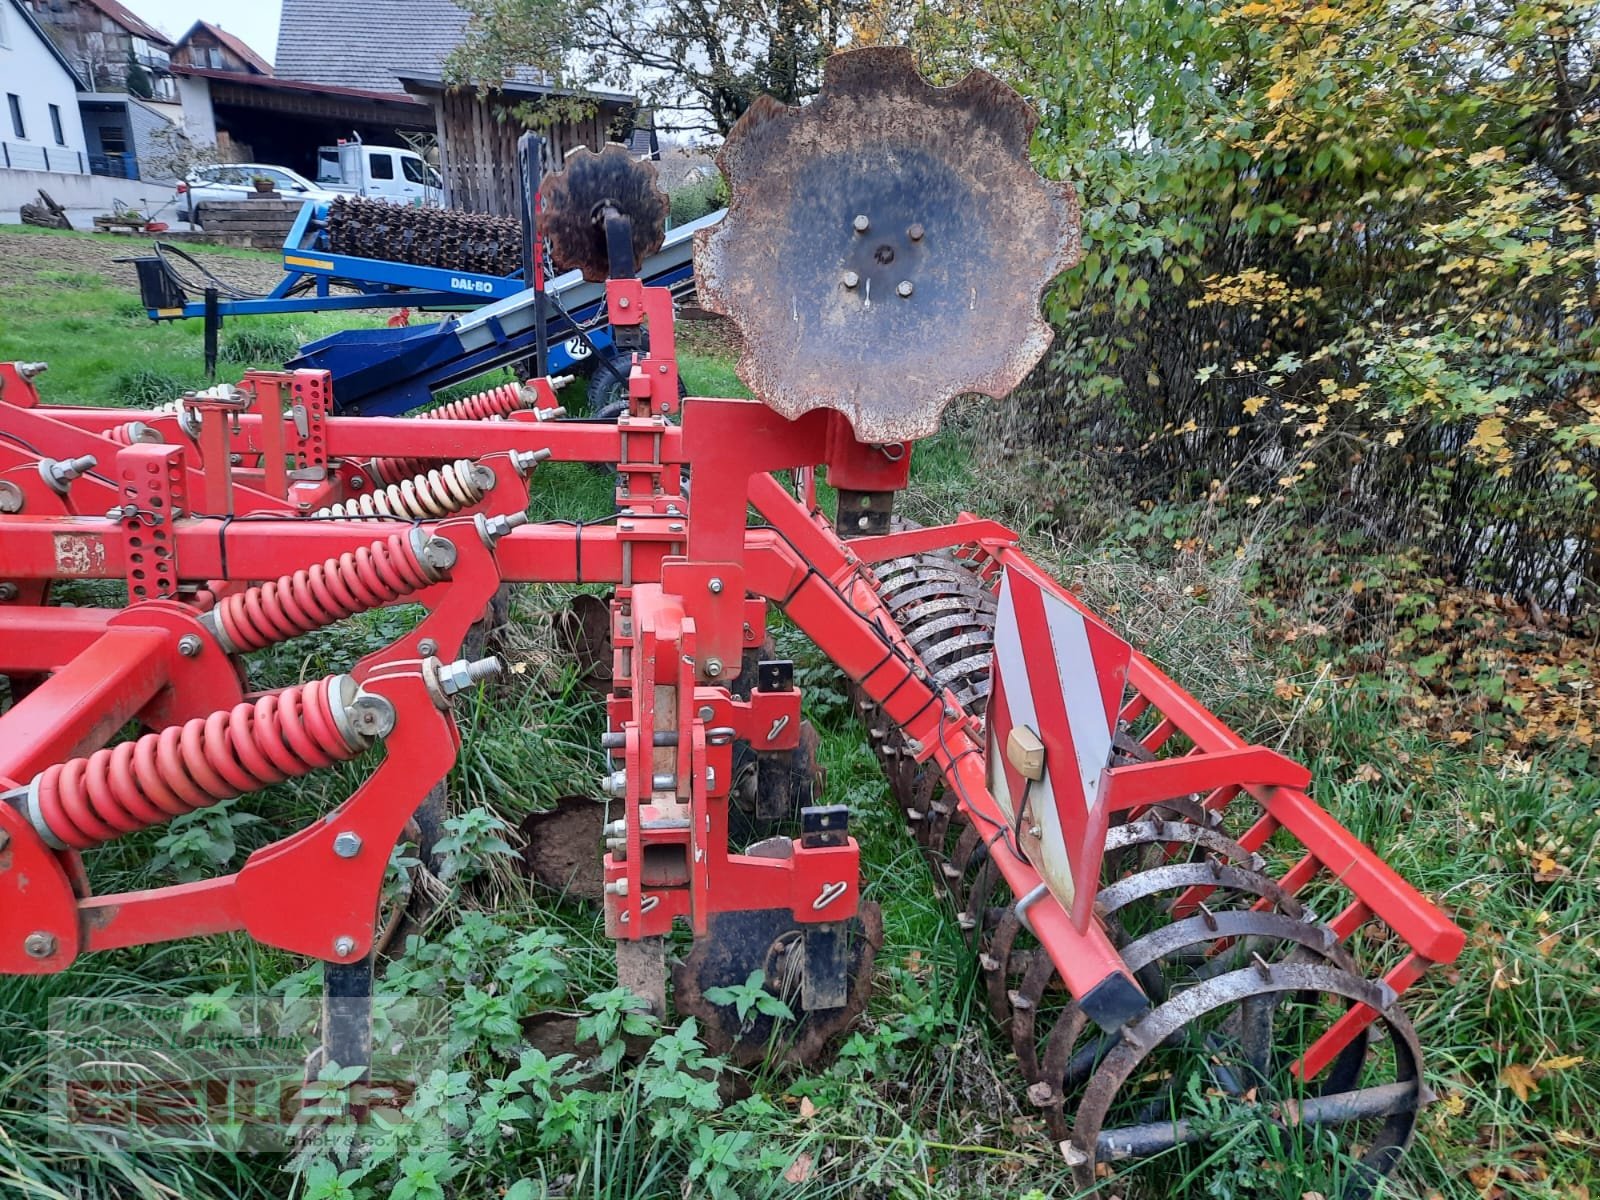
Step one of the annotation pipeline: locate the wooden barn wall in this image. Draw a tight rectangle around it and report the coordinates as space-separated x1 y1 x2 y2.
438 93 609 216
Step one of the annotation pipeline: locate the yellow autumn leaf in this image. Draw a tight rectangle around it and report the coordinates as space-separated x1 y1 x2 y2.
1265 76 1296 107
1243 395 1268 416
1469 416 1506 451
1499 1062 1538 1101
1537 1055 1585 1073
1384 430 1405 446
1468 145 1508 167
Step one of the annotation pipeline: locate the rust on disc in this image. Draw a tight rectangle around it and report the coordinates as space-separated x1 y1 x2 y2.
694 46 1081 443
542 143 669 281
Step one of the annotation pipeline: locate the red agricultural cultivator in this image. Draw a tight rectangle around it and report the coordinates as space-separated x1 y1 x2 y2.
0 48 1462 1190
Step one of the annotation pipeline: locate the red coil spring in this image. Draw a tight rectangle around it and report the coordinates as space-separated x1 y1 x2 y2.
106 420 161 446
366 383 528 484
32 675 362 850
209 531 439 652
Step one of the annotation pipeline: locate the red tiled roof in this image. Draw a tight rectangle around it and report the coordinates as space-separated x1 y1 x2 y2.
82 0 170 46
175 20 273 75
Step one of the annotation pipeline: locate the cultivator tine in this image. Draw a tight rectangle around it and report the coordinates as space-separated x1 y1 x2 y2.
0 45 1462 1191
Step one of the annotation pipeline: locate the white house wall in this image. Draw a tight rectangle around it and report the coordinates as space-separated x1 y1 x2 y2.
0 0 89 173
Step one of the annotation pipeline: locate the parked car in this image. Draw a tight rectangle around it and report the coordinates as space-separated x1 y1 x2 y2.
177 164 339 225
316 141 443 206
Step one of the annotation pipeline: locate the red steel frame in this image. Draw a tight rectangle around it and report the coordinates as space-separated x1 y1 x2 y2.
0 273 1464 1075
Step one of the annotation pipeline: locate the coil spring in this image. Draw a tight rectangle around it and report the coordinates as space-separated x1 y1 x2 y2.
28 675 367 850
106 420 163 446
314 459 491 521
204 530 452 653
366 385 530 484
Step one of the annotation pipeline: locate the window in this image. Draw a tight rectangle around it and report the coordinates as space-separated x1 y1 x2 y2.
99 125 127 154
7 94 24 140
368 153 394 180
208 46 223 68
49 104 64 145
0 4 9 49
401 156 428 185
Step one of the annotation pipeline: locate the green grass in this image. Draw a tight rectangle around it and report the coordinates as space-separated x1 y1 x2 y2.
0 233 1594 1200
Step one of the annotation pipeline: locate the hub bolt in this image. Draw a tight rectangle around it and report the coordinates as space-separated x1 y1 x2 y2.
24 932 56 958
333 832 363 858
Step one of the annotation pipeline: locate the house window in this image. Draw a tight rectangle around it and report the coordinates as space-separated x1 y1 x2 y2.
0 4 9 49
7 94 24 140
99 125 127 154
369 153 394 180
49 104 64 145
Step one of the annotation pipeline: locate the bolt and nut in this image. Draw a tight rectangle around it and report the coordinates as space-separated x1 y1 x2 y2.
333 831 363 858
707 577 724 594
436 656 502 696
417 638 438 656
177 634 203 657
333 936 357 957
0 583 18 602
24 932 56 959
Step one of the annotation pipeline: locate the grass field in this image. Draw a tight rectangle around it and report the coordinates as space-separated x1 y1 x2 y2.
0 226 1594 1200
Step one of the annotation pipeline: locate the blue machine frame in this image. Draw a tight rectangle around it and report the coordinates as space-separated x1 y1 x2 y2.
287 210 717 415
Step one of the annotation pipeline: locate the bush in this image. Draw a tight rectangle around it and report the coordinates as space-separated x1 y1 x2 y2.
935 0 1600 610
668 173 727 227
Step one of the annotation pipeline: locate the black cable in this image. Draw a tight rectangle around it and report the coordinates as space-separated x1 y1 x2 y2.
152 241 261 301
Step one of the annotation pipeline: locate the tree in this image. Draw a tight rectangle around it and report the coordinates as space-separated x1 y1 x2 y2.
446 0 898 135
126 51 154 99
951 0 1599 607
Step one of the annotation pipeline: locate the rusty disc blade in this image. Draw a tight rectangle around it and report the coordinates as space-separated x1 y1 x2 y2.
542 143 669 282
694 46 1081 442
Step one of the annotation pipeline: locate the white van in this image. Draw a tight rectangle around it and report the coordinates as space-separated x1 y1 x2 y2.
316 140 443 206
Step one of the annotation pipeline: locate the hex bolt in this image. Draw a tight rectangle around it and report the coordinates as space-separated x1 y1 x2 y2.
16 362 47 380
603 770 628 797
603 820 627 838
418 638 438 656
41 454 97 492
896 280 915 298
618 296 631 309
478 510 531 546
704 658 723 678
0 481 22 514
604 878 629 896
24 932 56 959
177 634 203 658
349 476 366 490
333 936 357 957
908 223 925 241
707 577 724 594
333 831 363 859
437 655 502 696
842 271 860 289
0 583 18 602
512 448 552 476
853 214 870 233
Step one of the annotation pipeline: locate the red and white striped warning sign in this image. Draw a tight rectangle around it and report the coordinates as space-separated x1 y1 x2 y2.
986 565 1132 922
